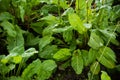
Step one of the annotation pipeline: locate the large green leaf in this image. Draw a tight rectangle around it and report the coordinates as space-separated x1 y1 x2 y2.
97 47 116 69
37 60 57 80
22 59 42 80
98 46 116 62
88 32 104 49
99 29 119 46
71 50 84 74
68 13 86 34
7 25 24 52
0 12 14 21
81 50 89 66
88 48 97 64
101 71 111 80
39 45 58 59
53 48 71 61
1 21 16 37
39 35 54 51
90 61 100 75
25 32 40 46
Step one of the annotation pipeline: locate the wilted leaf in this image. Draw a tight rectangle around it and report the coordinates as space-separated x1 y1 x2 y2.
71 50 84 74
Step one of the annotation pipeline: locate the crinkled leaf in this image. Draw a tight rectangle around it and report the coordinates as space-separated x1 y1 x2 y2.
88 32 104 49
90 61 100 75
71 50 84 74
101 71 111 80
53 48 71 61
68 13 86 34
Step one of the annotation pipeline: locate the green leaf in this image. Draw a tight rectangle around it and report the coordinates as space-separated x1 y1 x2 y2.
39 45 58 59
75 0 86 10
40 14 59 25
0 12 14 21
81 50 89 66
25 32 40 46
97 50 116 69
22 59 41 80
53 48 71 61
98 46 116 62
37 60 57 80
99 29 119 46
1 21 16 37
90 61 100 75
88 48 97 64
30 22 44 34
0 64 15 75
7 25 24 52
88 32 104 49
12 55 22 64
68 13 86 34
101 71 111 80
71 49 84 74
7 76 23 80
39 35 54 51
22 48 38 61
63 27 73 42
19 5 25 22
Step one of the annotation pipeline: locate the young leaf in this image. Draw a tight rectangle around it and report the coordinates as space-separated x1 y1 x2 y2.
68 13 86 34
90 61 100 75
88 32 104 49
71 49 84 74
53 48 71 61
101 71 111 80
